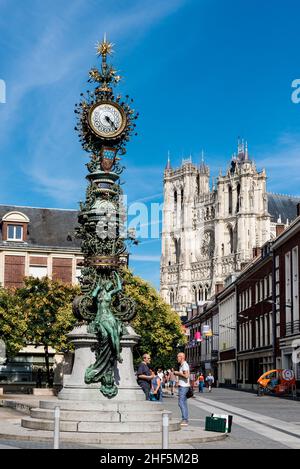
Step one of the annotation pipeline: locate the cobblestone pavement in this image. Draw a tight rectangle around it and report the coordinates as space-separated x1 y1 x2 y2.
0 388 300 449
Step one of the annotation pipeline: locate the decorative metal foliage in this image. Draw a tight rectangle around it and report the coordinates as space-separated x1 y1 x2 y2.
73 38 139 398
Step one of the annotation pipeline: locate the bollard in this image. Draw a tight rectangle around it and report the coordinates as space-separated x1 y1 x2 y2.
162 411 169 449
54 406 60 449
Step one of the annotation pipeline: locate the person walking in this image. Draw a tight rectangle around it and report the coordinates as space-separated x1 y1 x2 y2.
174 352 190 426
190 372 195 390
206 372 215 392
157 368 164 398
164 371 170 392
150 369 162 402
169 368 176 396
36 368 43 388
198 373 205 393
137 354 154 400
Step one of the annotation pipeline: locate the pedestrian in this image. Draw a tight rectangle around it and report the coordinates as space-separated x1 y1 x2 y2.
198 373 205 393
157 367 164 396
169 368 176 396
150 369 162 402
164 371 170 391
36 368 42 388
190 372 195 389
206 372 215 392
48 368 54 388
174 352 190 426
137 353 154 400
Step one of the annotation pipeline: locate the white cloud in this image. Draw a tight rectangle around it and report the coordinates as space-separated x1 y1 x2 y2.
255 133 300 194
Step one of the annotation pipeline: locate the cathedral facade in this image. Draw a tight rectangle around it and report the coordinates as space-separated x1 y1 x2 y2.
160 141 299 316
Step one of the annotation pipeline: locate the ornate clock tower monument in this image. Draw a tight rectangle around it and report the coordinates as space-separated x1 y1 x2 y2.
59 37 142 401
21 40 182 440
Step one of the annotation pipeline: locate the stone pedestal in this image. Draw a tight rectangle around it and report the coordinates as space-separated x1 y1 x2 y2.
58 324 99 401
59 324 145 402
113 325 145 401
22 324 181 436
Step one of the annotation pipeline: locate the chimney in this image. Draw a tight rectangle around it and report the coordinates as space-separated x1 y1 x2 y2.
253 247 262 258
215 283 224 295
276 224 285 238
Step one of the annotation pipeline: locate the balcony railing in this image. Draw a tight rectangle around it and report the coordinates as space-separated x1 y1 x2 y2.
285 320 300 336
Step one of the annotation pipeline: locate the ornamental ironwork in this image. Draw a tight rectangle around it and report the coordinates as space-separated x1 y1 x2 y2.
73 36 138 398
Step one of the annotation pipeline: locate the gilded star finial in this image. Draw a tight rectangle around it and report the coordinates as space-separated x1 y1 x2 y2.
96 33 114 57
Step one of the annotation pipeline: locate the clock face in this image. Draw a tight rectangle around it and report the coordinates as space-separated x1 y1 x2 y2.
89 102 126 138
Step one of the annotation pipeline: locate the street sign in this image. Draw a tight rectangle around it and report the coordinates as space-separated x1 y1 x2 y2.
203 325 213 337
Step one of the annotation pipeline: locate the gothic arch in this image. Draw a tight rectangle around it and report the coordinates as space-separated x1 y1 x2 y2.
170 288 175 306
236 183 241 213
228 185 233 215
201 229 215 258
204 284 209 301
192 285 197 304
225 223 235 255
198 285 204 302
174 238 181 264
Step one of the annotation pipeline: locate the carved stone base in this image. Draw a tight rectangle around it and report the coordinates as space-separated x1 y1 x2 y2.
58 324 145 402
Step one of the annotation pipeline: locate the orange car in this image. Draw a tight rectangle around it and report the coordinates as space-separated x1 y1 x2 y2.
257 369 296 396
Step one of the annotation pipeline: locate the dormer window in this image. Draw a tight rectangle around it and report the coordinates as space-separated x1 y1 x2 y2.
7 224 23 241
2 211 30 243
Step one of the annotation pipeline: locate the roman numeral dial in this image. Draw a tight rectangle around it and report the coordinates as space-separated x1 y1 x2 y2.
89 102 126 139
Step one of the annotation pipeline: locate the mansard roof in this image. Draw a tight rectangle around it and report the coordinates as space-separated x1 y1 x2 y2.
0 205 81 250
267 193 300 224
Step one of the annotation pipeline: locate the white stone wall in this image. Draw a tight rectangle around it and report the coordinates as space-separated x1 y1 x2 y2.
219 292 236 351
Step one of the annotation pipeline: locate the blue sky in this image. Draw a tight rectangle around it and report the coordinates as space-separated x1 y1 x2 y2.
0 0 300 288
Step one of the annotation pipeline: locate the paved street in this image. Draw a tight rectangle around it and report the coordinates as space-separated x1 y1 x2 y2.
0 388 299 449
162 387 300 449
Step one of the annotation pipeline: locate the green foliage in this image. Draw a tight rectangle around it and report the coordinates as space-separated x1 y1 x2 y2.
123 269 186 370
0 288 28 356
16 277 79 353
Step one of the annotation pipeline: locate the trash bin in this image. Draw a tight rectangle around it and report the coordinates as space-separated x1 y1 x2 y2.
205 416 227 433
205 414 233 433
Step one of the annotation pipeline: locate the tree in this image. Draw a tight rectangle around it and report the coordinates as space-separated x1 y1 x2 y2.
123 269 186 370
0 288 28 357
17 277 79 386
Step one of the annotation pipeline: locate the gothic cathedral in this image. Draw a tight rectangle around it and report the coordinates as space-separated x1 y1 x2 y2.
160 141 298 316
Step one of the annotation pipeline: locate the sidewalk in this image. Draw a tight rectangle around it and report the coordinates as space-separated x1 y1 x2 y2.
0 394 228 449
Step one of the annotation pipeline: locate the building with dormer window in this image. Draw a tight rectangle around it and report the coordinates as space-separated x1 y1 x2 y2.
0 205 83 289
0 205 83 390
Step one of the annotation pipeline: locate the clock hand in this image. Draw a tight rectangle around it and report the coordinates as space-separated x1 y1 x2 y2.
104 115 117 130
